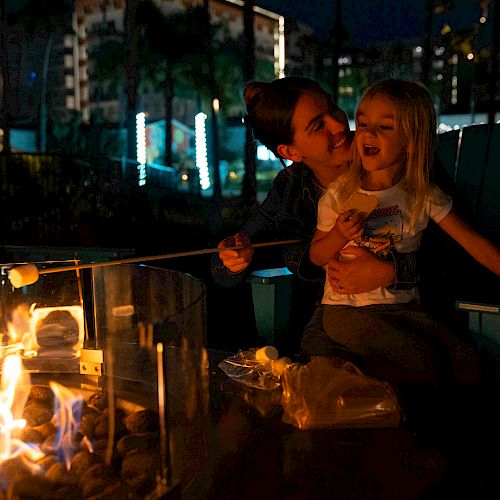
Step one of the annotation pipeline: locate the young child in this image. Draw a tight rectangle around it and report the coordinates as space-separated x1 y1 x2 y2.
309 79 500 389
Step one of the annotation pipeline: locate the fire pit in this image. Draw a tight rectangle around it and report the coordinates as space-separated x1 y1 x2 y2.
0 264 209 498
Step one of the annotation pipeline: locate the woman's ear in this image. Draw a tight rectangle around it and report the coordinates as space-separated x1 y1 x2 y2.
277 144 302 163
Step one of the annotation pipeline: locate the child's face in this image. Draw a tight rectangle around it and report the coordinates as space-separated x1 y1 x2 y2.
355 94 406 179
289 90 352 171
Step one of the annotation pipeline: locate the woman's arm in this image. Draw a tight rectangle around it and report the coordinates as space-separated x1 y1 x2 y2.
211 170 291 286
438 210 500 275
327 247 394 292
310 210 365 266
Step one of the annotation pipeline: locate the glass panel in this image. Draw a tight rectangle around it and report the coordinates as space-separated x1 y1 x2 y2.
0 265 84 372
91 264 209 493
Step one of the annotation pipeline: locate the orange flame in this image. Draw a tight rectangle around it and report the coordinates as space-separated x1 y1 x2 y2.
0 354 43 469
1 304 37 358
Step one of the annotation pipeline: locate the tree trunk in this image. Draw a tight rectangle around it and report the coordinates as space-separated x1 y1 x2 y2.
39 33 54 153
241 0 256 206
163 70 174 166
0 0 11 152
487 0 499 127
421 0 435 88
210 101 222 202
202 0 222 205
125 0 140 172
94 2 108 118
330 0 345 103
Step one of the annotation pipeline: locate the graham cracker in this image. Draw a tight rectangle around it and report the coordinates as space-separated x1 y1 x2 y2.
342 192 378 218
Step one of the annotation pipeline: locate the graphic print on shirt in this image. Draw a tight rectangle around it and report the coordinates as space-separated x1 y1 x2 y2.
356 204 404 258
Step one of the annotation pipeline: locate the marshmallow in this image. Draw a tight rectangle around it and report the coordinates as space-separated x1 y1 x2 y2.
9 264 40 288
272 357 292 376
255 345 279 361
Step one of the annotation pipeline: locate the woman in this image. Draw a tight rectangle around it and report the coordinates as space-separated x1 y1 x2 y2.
212 77 417 358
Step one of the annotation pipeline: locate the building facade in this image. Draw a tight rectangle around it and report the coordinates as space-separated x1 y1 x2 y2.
70 0 285 126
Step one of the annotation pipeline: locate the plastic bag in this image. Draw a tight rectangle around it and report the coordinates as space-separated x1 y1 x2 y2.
281 356 401 429
218 347 290 391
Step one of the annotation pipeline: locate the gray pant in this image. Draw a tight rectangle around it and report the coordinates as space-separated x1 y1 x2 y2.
301 302 480 388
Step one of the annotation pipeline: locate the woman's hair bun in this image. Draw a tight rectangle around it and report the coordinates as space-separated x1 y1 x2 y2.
243 82 268 106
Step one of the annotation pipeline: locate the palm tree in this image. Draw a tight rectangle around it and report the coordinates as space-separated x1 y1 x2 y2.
421 0 435 88
0 0 11 152
137 1 186 166
241 0 257 206
329 0 348 103
139 1 226 204
486 0 498 127
125 0 140 164
94 37 127 121
10 0 72 153
202 0 222 204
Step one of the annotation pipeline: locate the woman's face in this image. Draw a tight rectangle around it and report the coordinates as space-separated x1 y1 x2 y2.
287 90 352 172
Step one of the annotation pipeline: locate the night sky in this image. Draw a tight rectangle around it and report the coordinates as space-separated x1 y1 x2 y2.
256 0 484 47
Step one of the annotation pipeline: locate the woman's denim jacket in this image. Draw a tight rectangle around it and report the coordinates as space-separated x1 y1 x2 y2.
211 163 417 289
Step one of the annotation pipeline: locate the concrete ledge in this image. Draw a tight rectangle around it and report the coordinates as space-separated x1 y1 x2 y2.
456 300 500 380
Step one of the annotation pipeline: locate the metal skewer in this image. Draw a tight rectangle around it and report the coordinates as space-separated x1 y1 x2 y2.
33 239 300 275
8 239 301 288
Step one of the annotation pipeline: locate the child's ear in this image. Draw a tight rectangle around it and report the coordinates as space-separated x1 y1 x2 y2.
277 144 302 162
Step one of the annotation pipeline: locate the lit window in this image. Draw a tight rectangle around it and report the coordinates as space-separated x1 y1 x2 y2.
65 75 74 89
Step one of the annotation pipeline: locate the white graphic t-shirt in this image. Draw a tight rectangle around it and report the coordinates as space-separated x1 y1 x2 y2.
317 180 452 307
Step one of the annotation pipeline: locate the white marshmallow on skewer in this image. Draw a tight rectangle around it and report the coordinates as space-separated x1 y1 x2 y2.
255 345 279 362
9 264 40 288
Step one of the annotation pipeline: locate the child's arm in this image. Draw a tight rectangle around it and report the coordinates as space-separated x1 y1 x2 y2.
310 209 365 266
438 210 500 275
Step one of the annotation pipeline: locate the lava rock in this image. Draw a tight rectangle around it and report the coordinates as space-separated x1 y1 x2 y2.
87 392 108 411
70 450 103 478
28 385 55 407
116 432 159 456
46 462 78 485
23 403 53 426
124 409 160 433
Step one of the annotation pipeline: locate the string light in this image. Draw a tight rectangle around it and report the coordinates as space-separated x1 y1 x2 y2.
136 112 147 186
195 112 210 191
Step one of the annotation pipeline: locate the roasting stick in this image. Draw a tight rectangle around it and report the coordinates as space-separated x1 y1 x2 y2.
32 239 301 274
9 239 301 288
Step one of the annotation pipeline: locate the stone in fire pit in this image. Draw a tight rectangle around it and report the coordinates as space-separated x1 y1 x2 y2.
0 385 164 499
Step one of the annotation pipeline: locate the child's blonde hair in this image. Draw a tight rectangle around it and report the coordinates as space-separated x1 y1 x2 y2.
335 79 437 229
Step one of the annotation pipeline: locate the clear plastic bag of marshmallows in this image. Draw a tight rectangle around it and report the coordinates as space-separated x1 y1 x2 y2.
218 346 292 391
281 356 401 429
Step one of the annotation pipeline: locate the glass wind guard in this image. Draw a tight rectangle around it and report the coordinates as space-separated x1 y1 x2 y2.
0 266 85 373
91 264 209 493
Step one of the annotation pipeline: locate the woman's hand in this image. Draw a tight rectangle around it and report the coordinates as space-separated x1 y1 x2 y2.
217 233 254 273
327 246 395 294
334 210 365 244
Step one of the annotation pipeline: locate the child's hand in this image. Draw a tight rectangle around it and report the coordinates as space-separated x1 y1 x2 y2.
334 209 365 243
217 233 254 273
